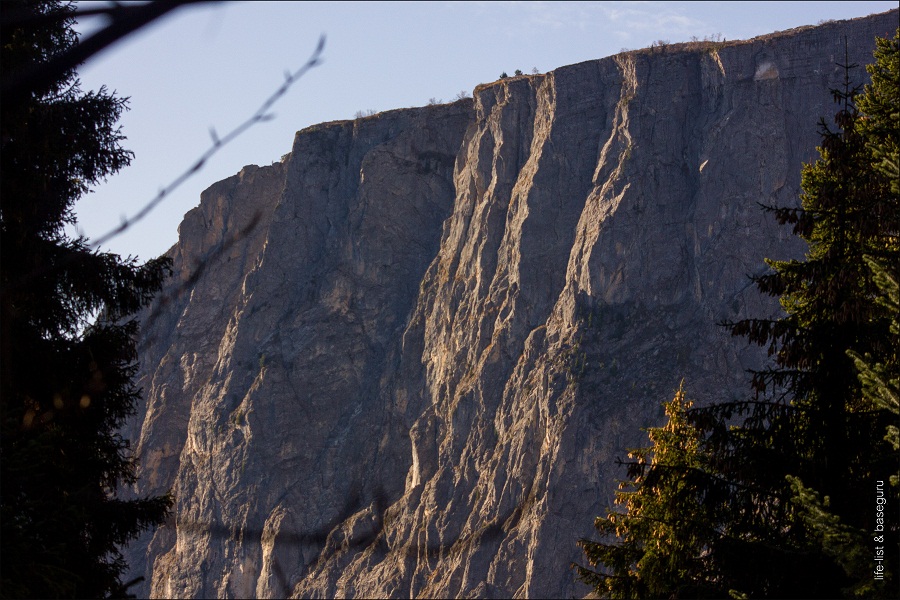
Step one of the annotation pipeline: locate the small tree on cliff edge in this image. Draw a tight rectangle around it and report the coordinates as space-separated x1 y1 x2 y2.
1 2 172 597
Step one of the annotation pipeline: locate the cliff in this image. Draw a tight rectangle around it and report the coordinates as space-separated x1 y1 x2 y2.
124 11 898 598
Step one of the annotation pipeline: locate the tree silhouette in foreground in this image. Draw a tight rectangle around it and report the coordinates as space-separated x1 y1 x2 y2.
1 2 172 597
578 30 899 599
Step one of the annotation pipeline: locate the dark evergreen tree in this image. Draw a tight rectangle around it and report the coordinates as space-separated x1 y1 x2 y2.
579 31 899 599
849 31 900 476
691 31 899 598
785 35 900 597
1 2 173 597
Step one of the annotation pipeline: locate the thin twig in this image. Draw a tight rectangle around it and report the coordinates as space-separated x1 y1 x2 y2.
1 32 325 299
90 34 326 249
1 1 216 102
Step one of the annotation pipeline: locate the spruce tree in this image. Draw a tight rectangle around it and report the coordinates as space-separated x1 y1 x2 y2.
785 35 900 597
849 258 899 466
690 30 899 597
579 30 899 599
576 383 720 599
1 2 173 597
849 31 900 473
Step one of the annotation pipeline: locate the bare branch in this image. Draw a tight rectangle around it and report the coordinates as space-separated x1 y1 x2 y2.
2 19 324 300
89 34 326 250
1 1 218 103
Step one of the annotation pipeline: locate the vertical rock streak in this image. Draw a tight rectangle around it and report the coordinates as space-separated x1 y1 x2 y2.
124 12 897 599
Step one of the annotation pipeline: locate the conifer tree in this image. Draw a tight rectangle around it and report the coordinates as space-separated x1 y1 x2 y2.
579 30 899 599
789 35 900 589
1 2 173 597
691 30 899 597
847 31 900 474
576 383 719 599
849 258 899 464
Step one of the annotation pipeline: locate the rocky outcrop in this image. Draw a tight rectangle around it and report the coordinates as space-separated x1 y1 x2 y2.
124 11 898 598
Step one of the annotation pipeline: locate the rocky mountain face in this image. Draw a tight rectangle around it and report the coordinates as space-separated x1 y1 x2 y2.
124 12 897 598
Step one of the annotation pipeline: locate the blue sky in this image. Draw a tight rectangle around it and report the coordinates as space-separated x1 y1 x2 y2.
71 1 898 261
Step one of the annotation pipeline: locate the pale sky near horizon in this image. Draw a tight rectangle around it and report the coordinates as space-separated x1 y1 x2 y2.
70 1 898 262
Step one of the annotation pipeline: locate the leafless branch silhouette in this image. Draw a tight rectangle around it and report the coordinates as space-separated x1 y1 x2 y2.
1 5 324 299
89 34 325 250
1 1 216 104
135 208 263 349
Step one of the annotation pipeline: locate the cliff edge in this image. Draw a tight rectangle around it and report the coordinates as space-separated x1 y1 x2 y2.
124 11 898 598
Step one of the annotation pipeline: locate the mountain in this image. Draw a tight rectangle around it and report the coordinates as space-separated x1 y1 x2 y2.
123 11 898 598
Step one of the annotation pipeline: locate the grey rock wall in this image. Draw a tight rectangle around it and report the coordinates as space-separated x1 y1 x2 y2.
124 11 898 598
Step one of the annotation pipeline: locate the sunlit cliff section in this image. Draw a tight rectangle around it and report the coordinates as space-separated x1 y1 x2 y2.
123 11 897 598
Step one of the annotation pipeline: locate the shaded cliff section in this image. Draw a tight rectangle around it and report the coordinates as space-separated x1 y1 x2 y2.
125 11 898 599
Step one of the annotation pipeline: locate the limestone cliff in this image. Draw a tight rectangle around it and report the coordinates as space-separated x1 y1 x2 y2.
124 12 898 598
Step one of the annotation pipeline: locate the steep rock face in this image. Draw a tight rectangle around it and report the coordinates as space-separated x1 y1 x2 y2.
126 12 897 599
